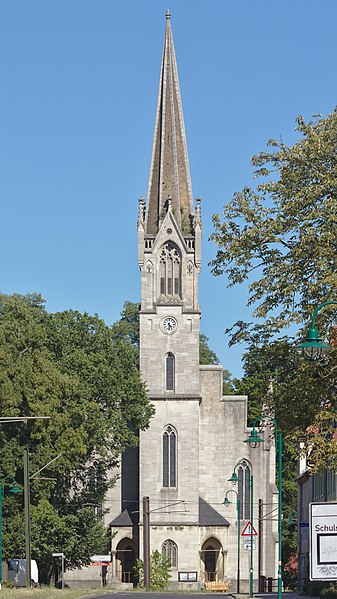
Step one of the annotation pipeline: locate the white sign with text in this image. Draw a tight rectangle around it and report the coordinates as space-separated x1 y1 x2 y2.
310 502 337 580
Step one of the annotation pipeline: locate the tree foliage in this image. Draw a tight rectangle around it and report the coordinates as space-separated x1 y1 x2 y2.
110 300 140 348
0 293 153 581
134 550 172 590
199 333 219 365
211 110 337 469
211 110 337 344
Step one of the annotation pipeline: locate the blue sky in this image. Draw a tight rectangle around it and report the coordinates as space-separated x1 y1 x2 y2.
1 0 337 378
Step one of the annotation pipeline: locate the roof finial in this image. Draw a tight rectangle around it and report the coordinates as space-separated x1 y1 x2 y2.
166 8 171 20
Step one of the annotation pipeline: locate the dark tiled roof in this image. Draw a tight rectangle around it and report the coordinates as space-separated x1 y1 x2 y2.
109 509 133 527
199 497 230 527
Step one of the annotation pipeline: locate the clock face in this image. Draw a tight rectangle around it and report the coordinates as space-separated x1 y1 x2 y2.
162 316 177 333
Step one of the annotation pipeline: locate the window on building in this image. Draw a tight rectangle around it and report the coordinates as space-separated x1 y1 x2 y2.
163 425 177 487
159 242 181 298
238 461 251 519
166 353 175 391
162 539 178 568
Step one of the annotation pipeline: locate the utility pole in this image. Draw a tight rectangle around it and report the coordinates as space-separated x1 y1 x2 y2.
143 496 150 588
24 449 31 588
0 417 49 589
24 449 61 589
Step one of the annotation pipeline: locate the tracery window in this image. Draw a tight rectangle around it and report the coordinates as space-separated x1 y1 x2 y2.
159 242 181 297
163 425 177 487
162 539 178 568
238 460 251 520
166 352 175 391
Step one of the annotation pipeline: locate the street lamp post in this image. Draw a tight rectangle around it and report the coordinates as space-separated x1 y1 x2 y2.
223 490 241 593
245 416 283 599
228 460 254 596
0 477 22 590
295 300 337 359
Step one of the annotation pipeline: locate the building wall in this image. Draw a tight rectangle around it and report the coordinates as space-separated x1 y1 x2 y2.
139 398 200 521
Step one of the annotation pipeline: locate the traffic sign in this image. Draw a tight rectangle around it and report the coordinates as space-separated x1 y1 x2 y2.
243 539 256 550
241 521 258 536
90 555 111 562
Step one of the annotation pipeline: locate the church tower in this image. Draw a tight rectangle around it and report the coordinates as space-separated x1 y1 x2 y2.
107 12 279 591
138 9 202 401
137 4 203 540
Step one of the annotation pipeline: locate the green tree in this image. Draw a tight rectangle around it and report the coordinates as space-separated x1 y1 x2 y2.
110 300 140 348
3 498 109 584
211 110 337 344
199 333 219 365
134 550 172 590
0 293 154 580
211 110 337 467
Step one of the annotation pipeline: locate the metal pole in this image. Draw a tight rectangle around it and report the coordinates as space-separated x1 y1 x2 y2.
62 555 64 590
0 483 3 590
24 449 32 588
310 300 337 330
143 496 150 588
258 499 263 592
278 433 283 599
237 498 241 594
249 474 254 597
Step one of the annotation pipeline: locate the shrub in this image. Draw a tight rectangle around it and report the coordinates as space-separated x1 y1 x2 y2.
134 549 172 590
321 583 337 599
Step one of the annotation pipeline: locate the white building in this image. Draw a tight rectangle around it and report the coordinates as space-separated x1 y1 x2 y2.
106 11 279 592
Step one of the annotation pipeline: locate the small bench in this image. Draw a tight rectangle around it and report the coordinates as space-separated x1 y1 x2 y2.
205 580 228 592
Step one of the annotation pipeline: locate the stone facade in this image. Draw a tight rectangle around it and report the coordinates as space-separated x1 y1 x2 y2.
107 11 278 592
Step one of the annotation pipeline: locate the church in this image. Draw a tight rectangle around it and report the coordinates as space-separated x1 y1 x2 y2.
106 11 278 592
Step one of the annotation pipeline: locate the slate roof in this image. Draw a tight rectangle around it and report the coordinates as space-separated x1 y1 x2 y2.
109 509 133 527
199 497 230 527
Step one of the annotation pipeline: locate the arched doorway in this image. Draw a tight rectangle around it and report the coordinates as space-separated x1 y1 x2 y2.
201 537 223 582
116 538 137 584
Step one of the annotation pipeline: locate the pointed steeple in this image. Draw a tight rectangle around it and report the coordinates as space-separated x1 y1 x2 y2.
145 10 194 235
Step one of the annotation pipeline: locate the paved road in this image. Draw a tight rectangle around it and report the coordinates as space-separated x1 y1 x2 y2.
83 592 314 599
83 593 232 599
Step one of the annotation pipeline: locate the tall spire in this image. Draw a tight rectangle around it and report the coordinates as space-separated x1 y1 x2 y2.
145 11 194 235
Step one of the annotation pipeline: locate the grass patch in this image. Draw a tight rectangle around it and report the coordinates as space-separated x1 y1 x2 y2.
0 588 112 599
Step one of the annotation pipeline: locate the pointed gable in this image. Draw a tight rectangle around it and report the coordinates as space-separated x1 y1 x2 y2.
145 10 194 236
109 509 134 527
199 497 230 527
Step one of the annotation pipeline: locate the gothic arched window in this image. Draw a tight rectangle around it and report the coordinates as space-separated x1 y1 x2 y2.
159 242 181 298
166 352 175 391
238 461 251 520
163 425 177 488
162 539 178 568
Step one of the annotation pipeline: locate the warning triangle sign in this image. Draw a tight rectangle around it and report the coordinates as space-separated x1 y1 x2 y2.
241 521 258 536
